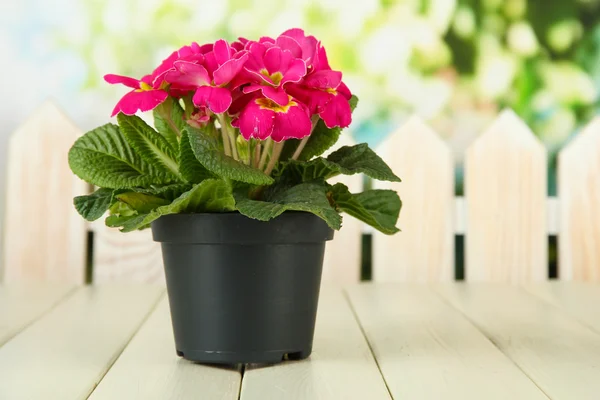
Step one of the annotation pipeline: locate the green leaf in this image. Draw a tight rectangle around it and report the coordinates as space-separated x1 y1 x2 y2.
136 183 194 202
115 192 171 214
234 182 342 230
187 127 273 185
179 130 214 183
326 144 400 182
153 98 185 150
281 95 359 161
68 123 175 188
277 157 340 183
73 188 116 221
117 113 182 179
110 179 236 232
329 183 401 235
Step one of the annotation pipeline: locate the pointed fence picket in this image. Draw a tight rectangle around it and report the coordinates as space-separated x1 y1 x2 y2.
372 117 454 282
2 102 89 283
4 101 600 284
465 110 548 283
558 118 600 282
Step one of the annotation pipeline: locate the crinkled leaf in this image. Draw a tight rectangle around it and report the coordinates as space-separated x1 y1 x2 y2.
234 182 341 230
179 130 214 183
326 144 400 182
137 183 194 202
117 113 181 179
115 192 171 214
69 123 174 188
329 183 401 234
74 188 116 221
281 95 359 161
187 127 273 185
153 97 185 150
276 157 340 183
110 179 236 232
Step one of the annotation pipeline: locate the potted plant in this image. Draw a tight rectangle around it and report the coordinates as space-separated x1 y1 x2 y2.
69 28 401 364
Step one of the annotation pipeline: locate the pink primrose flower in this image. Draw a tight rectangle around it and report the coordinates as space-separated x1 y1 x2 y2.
104 74 168 117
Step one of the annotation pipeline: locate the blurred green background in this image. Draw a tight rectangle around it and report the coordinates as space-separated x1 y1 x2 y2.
1 0 600 196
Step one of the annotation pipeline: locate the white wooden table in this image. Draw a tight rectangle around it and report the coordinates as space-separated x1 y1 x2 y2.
1 282 600 399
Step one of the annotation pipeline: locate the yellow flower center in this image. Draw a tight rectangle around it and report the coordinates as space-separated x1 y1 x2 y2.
325 87 338 95
260 69 283 85
139 81 153 91
256 96 295 113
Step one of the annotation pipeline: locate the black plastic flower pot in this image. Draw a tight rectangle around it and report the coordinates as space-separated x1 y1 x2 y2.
151 212 334 365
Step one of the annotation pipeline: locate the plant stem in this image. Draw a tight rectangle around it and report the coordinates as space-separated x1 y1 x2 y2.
259 138 273 170
221 126 232 157
227 128 239 161
264 141 284 176
252 143 261 168
291 117 319 160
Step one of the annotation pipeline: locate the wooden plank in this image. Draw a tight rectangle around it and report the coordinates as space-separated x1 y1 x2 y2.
558 118 600 281
524 281 600 333
0 285 163 400
2 101 89 283
436 283 600 400
372 116 454 282
88 296 241 400
346 283 548 400
322 136 363 284
241 287 390 400
92 222 165 284
465 109 547 282
0 284 74 346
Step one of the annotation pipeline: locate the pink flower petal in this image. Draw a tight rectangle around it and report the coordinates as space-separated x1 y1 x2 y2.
304 69 342 90
213 52 249 86
110 90 168 117
313 44 332 71
261 86 289 106
264 47 284 75
259 36 276 44
242 84 263 94
164 61 211 89
193 86 232 114
237 100 275 140
104 74 140 89
276 35 302 58
337 81 352 99
272 103 312 141
319 93 352 129
280 28 318 65
213 39 232 65
280 58 307 85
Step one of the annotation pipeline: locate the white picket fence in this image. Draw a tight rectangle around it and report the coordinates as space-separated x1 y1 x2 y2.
2 102 600 284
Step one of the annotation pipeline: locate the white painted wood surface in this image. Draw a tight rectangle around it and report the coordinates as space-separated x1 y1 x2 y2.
372 117 454 282
92 222 165 284
241 287 390 400
558 118 600 281
465 110 547 282
346 283 548 400
0 285 163 400
524 281 600 334
2 102 89 283
89 296 241 400
0 284 74 345
436 283 600 400
322 136 364 284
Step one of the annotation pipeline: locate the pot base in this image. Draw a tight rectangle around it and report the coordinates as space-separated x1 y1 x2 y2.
176 348 312 364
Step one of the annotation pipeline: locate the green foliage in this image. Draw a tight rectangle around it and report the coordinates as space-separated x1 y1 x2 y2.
327 144 401 182
117 113 181 179
329 183 401 234
279 144 401 183
186 127 273 185
69 93 401 235
69 123 176 189
153 98 185 150
74 188 116 221
179 130 215 183
235 182 342 230
109 179 236 232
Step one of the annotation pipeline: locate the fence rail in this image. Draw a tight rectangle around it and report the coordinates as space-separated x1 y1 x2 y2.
2 102 599 284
